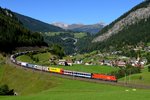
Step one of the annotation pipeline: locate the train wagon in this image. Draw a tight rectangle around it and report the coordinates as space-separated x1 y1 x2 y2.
92 73 117 82
64 70 92 78
10 55 16 63
48 67 63 74
42 66 49 72
64 70 73 76
73 71 92 78
34 65 43 70
16 61 21 66
27 63 35 68
21 62 28 67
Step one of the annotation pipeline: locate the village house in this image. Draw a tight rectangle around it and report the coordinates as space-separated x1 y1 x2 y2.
58 59 73 66
116 61 126 67
58 59 66 66
66 60 73 66
85 62 93 65
99 60 113 66
74 60 83 64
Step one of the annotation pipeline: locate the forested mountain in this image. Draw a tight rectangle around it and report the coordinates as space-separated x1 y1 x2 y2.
70 23 104 35
52 22 104 35
81 0 150 52
14 13 64 32
0 7 47 52
93 0 150 42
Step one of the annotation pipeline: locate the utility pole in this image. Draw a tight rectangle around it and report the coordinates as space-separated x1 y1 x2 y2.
124 66 127 85
124 72 127 85
73 71 74 80
128 70 131 83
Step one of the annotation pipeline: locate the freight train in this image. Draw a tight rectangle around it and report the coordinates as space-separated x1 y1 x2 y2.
10 51 117 82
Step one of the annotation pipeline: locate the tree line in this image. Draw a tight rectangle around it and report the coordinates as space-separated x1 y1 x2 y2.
110 65 141 79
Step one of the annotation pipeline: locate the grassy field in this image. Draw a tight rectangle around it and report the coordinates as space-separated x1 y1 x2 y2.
0 64 59 95
16 52 51 66
119 66 150 85
0 64 150 100
0 54 6 81
74 32 87 38
52 64 119 74
44 32 61 36
43 32 87 39
16 53 119 74
0 64 4 81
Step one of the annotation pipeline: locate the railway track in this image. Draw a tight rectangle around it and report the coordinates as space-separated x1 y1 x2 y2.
7 55 150 89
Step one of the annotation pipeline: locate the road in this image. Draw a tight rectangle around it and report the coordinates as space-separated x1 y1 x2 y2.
61 37 78 45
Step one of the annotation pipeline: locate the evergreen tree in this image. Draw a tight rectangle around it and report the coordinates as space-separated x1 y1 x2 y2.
0 84 14 95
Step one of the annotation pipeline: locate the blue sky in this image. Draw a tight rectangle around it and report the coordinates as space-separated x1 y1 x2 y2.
0 0 143 24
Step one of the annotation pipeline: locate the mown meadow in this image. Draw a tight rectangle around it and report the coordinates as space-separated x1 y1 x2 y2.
0 64 150 100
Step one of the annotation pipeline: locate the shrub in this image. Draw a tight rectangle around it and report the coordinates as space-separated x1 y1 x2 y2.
0 84 14 95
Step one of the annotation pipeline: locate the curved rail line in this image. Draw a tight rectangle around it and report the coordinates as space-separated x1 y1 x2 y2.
9 51 150 89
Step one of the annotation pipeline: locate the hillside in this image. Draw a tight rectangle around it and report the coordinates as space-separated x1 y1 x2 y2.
0 7 46 52
52 22 104 35
93 0 150 42
119 66 150 85
0 64 58 95
14 13 64 32
42 31 90 54
91 0 150 51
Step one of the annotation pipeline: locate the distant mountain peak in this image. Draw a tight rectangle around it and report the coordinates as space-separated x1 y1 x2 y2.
51 22 105 34
96 22 106 26
51 22 69 29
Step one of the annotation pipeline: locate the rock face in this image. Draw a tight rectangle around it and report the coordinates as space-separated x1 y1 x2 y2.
93 3 150 42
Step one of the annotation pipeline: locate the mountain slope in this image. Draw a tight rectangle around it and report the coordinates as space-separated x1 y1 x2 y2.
42 31 91 55
93 0 150 42
0 7 46 52
85 0 150 52
14 13 64 32
75 0 150 53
